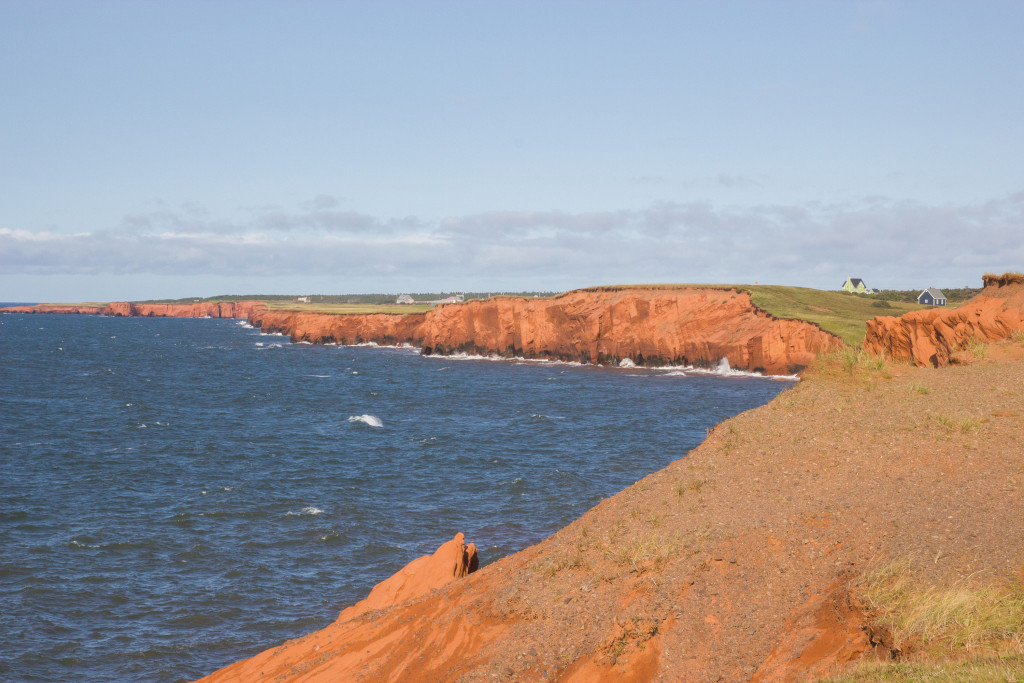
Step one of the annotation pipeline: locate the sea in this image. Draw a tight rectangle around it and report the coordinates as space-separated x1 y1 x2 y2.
0 312 792 682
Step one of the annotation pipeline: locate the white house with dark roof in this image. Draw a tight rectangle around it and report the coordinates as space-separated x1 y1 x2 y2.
917 288 947 306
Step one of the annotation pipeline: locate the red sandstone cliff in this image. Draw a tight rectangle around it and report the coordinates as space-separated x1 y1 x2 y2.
864 273 1024 367
2 288 840 374
0 301 266 319
249 308 424 346
249 288 841 375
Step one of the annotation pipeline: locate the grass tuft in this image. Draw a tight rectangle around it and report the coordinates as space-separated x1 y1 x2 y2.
820 654 1024 682
857 561 1024 654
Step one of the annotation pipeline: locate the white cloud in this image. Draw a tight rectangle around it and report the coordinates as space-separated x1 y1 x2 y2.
2 192 1021 290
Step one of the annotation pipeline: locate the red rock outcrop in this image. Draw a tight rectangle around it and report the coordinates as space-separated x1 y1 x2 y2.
865 273 1024 367
248 288 842 375
335 533 478 623
196 533 482 683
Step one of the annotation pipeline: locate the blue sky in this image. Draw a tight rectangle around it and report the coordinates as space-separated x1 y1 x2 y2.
2 1 1022 301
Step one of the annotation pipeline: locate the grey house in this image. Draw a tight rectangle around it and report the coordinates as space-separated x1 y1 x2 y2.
918 288 947 306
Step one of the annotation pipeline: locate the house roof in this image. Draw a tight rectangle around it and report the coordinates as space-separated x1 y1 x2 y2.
844 277 865 288
918 288 946 299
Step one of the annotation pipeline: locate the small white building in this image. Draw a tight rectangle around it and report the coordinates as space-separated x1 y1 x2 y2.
396 294 415 304
295 296 311 303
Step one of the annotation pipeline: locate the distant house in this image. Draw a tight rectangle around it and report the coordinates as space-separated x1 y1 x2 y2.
429 294 465 305
917 288 947 306
396 294 415 304
295 296 311 303
841 278 874 294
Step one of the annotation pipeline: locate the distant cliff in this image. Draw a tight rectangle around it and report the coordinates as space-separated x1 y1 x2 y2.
251 287 841 376
1 301 266 319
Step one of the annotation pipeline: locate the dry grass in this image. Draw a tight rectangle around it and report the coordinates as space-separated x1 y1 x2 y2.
857 561 1024 654
820 654 1024 682
264 301 433 315
816 347 893 379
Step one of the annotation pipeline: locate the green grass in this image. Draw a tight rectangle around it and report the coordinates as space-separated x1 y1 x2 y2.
742 285 928 347
264 301 434 315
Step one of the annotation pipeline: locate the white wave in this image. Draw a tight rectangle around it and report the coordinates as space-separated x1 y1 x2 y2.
137 423 147 429
70 540 101 549
654 357 797 381
348 414 383 428
256 343 283 350
618 357 637 368
286 506 324 516
235 321 254 329
297 340 312 345
305 374 331 378
425 351 585 367
261 331 287 337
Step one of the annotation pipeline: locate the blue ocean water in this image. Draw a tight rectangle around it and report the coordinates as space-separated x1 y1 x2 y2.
0 313 791 682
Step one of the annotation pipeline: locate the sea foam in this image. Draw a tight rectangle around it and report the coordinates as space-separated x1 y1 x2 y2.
348 414 383 428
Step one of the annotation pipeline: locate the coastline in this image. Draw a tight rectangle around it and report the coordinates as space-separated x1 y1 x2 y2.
2 286 842 376
7 276 1023 680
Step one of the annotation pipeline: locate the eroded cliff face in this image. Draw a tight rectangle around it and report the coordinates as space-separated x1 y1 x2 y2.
249 308 424 346
106 301 266 318
248 288 842 376
865 273 1024 367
